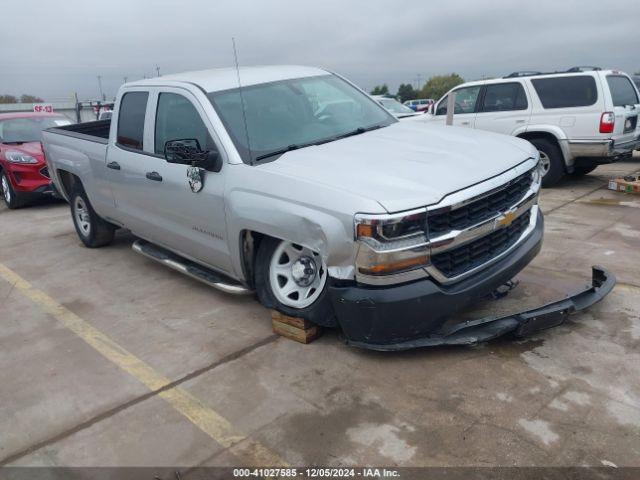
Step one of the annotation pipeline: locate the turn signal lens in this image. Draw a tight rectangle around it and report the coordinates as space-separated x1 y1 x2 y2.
600 112 615 134
358 255 430 275
356 223 375 238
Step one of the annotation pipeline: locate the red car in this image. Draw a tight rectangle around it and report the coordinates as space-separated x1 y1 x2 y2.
0 112 72 208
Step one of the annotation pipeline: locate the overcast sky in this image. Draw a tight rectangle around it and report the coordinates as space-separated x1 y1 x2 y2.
1 0 638 101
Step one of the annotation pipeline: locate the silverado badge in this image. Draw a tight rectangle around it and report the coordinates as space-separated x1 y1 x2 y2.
187 165 204 193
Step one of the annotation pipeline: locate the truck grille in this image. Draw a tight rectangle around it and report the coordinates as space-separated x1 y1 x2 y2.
431 209 531 278
428 171 533 238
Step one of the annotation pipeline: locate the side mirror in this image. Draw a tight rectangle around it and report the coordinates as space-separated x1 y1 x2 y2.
164 138 222 172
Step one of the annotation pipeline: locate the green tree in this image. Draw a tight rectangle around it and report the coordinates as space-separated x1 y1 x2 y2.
420 74 464 100
0 95 18 104
20 94 44 103
396 83 417 103
370 84 389 95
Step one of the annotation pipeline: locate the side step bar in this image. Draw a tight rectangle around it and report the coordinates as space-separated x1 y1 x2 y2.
132 239 252 295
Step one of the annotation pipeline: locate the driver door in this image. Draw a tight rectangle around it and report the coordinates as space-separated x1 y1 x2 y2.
138 88 233 274
432 85 482 128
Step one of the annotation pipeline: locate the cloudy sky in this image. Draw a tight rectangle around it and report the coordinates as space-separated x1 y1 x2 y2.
1 0 638 101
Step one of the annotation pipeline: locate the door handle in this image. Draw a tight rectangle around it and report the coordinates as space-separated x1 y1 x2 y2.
516 119 526 124
461 121 470 125
106 161 121 170
145 171 163 182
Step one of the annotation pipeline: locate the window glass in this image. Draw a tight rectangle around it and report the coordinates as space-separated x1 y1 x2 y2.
208 74 394 163
154 93 215 155
117 92 148 150
436 86 481 115
606 75 639 107
481 83 528 112
0 116 71 143
531 76 597 108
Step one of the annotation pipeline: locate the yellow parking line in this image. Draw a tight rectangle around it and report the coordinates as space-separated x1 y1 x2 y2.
0 262 286 466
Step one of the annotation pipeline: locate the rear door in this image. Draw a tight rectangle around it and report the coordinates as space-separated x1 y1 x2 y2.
474 81 531 135
431 85 482 128
604 74 640 145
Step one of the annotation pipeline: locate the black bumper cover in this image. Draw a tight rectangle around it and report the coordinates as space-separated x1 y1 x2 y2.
329 215 615 350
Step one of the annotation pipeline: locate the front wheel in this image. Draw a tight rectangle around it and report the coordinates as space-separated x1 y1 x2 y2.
70 186 116 248
255 237 335 327
1 171 27 209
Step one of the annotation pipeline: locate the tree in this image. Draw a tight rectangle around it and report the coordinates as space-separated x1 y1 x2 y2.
396 83 417 103
20 94 44 103
0 95 18 104
370 84 389 95
420 74 464 100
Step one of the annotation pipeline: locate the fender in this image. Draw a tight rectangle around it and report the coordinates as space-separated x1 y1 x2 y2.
225 189 359 282
516 125 573 166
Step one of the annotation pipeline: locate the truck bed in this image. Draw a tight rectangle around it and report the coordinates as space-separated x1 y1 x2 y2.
45 119 111 144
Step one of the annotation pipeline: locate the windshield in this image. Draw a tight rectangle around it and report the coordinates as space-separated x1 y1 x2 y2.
208 74 396 163
0 116 71 143
378 98 415 114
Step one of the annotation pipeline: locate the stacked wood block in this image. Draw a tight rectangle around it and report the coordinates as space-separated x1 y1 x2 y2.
271 310 322 344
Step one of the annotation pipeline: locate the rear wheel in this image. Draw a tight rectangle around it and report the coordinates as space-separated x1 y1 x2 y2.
528 138 565 187
70 186 116 248
255 237 335 327
571 164 598 176
1 171 27 209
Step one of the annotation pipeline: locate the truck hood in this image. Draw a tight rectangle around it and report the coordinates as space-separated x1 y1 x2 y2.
259 122 537 213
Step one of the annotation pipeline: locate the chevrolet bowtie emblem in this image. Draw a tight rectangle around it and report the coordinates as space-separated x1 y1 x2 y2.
496 210 517 229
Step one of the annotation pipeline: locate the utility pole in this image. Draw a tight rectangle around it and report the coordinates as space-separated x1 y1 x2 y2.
123 76 128 84
97 75 105 101
414 74 423 91
155 65 161 77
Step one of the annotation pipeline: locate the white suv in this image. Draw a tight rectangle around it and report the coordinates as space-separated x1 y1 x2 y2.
420 68 640 186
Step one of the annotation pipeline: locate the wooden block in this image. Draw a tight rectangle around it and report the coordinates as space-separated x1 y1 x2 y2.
271 310 322 344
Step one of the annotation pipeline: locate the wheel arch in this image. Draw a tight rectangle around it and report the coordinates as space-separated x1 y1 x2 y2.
56 169 83 201
517 128 572 169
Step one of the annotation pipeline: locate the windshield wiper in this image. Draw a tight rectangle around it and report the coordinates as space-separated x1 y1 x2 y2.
2 141 26 145
315 124 386 146
254 144 306 162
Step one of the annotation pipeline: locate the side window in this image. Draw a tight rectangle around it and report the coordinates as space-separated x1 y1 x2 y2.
154 93 215 156
531 76 598 108
117 92 148 150
481 83 528 112
436 86 481 115
606 75 639 107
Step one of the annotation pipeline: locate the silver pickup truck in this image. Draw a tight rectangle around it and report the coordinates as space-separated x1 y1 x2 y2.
42 65 614 350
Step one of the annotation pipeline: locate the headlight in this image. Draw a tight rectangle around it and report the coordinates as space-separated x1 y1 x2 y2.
355 210 430 276
531 153 543 186
6 151 38 164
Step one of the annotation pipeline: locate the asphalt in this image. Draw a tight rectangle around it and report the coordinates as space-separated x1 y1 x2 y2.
0 157 639 470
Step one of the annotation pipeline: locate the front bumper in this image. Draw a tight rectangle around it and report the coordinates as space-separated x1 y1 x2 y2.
329 215 615 350
3 162 53 194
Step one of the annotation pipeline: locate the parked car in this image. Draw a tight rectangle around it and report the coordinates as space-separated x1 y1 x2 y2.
42 66 613 349
372 95 420 119
404 98 434 112
419 67 640 186
0 112 72 208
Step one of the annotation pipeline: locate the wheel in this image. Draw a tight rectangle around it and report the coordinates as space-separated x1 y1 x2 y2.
528 138 565 187
1 171 27 209
571 164 598 176
70 185 115 248
255 237 336 327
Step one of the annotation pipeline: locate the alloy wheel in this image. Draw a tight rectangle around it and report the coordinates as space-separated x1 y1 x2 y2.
74 196 91 237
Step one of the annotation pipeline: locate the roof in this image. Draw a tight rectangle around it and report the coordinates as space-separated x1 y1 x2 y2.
0 112 66 120
126 65 329 93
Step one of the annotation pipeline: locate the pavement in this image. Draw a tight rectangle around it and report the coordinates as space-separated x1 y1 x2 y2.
0 158 639 471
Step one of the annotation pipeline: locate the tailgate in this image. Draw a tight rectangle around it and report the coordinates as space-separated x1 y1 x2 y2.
605 74 640 144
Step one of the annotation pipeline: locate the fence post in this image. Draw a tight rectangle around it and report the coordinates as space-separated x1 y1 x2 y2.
446 91 456 126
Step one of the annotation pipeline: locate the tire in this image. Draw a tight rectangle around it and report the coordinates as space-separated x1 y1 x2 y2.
528 137 565 187
70 185 116 248
571 164 598 176
255 237 336 327
1 171 27 209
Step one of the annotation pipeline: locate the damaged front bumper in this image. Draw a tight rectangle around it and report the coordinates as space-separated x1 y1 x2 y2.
332 266 615 351
328 215 615 350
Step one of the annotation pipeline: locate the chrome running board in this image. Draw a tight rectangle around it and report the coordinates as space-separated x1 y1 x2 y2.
132 239 252 295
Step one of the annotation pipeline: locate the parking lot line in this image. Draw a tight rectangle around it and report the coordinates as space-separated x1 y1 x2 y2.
0 262 286 466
